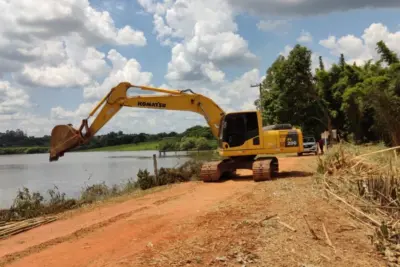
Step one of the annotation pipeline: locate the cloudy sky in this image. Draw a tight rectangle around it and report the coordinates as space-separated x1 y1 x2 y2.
1 0 399 136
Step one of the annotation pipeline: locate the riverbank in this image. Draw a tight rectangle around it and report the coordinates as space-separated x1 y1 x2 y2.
0 154 387 267
0 159 203 222
0 147 48 155
85 141 159 152
0 139 217 155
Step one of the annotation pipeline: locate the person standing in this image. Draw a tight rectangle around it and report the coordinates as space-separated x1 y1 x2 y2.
318 139 324 155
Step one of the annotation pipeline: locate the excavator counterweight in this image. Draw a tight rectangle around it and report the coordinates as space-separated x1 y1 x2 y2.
49 82 304 182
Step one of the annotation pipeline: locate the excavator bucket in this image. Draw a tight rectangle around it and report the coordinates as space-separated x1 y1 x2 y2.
49 124 83 162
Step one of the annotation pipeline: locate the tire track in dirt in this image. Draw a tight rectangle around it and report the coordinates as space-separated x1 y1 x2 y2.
0 206 151 267
0 179 254 267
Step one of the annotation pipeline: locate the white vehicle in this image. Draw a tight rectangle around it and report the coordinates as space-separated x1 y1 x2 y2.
301 136 318 155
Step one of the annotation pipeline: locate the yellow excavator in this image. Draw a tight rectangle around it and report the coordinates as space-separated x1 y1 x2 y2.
49 82 304 182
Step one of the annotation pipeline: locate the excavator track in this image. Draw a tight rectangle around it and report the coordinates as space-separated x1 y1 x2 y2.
200 159 235 182
200 161 222 182
201 157 279 182
252 157 279 182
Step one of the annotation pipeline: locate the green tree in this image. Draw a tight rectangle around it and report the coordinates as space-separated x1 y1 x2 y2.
261 44 326 137
377 40 399 65
260 41 400 146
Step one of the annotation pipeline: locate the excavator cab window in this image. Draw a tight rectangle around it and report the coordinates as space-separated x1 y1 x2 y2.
221 112 260 148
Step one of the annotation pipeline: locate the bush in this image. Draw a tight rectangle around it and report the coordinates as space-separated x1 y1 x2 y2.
136 169 155 190
25 147 48 154
135 159 204 190
2 186 78 221
159 139 179 151
10 187 45 219
179 137 198 150
80 182 112 204
195 137 211 150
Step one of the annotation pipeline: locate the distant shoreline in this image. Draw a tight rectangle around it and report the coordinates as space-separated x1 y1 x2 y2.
0 140 217 155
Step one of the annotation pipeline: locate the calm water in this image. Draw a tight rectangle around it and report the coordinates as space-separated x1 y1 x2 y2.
0 151 192 208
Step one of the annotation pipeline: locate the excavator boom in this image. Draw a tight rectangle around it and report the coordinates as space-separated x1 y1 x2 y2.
49 82 225 162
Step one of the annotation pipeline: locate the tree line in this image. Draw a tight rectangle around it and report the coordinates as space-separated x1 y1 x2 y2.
258 41 400 146
0 126 215 151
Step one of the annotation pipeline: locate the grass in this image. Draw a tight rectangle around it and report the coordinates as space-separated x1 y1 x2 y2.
86 141 159 152
86 139 217 152
0 147 49 155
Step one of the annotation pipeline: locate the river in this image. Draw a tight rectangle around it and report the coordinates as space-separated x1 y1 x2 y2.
0 151 193 208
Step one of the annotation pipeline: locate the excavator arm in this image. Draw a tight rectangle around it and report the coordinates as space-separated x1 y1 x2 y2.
49 82 225 162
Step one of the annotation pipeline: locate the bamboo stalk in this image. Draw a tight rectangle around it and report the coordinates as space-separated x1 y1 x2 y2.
0 217 57 239
325 188 381 227
353 146 400 159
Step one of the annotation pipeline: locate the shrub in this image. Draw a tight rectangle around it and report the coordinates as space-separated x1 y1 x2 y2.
179 137 197 150
195 137 211 150
80 182 112 204
136 169 155 190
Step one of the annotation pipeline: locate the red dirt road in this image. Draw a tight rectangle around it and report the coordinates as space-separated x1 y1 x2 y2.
0 156 385 267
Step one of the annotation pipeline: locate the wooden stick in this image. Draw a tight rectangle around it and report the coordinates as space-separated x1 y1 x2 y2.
320 253 331 261
278 221 296 232
0 217 57 239
325 189 381 227
303 215 320 240
258 214 277 224
322 223 334 248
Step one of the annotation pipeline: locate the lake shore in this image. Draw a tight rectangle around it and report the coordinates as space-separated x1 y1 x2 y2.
0 139 217 155
0 155 387 267
0 142 159 155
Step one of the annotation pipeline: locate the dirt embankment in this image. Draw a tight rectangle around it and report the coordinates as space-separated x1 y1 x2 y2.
0 156 385 267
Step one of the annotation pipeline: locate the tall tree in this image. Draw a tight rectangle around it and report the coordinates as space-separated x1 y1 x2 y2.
261 45 325 137
376 40 399 65
260 40 400 146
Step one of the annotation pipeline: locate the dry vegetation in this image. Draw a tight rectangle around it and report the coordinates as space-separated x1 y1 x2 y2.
317 142 400 266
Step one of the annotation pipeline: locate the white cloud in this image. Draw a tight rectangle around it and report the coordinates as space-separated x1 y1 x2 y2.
279 45 293 57
257 20 291 33
0 81 31 115
51 102 97 120
15 37 110 88
0 0 146 76
319 23 400 65
0 0 152 135
227 0 400 16
83 49 153 100
222 69 262 111
138 0 258 84
297 30 313 43
18 61 93 88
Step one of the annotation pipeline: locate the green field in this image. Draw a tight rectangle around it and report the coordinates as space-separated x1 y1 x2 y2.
1 139 218 154
87 139 217 152
86 141 160 152
0 147 49 155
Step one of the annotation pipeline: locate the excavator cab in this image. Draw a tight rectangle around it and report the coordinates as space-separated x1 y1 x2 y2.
218 111 262 151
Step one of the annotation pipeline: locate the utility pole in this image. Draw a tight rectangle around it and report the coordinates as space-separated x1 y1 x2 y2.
251 83 263 114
